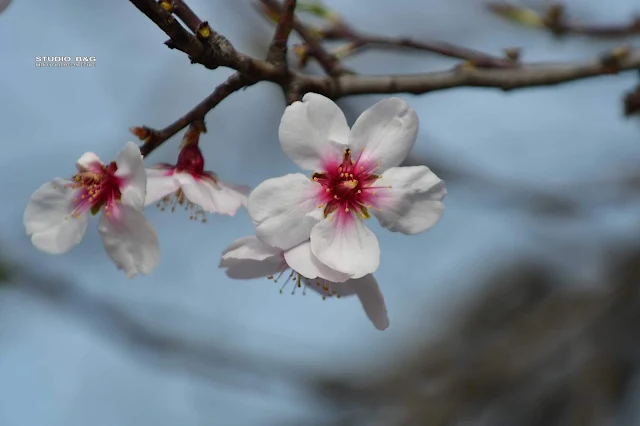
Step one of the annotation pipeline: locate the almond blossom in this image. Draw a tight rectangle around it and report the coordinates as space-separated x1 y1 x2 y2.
248 93 446 278
23 142 159 278
144 143 249 221
219 235 389 330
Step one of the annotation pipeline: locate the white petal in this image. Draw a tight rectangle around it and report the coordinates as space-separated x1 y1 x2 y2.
23 178 88 254
248 173 324 250
279 93 350 171
174 174 248 216
98 205 160 278
310 217 380 279
350 274 389 330
373 166 446 234
144 169 180 206
220 236 283 263
76 152 104 172
219 236 285 279
283 241 351 283
114 141 146 210
303 278 358 298
348 97 418 172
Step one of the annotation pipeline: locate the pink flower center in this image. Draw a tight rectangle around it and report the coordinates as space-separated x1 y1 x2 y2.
67 161 123 218
312 148 390 221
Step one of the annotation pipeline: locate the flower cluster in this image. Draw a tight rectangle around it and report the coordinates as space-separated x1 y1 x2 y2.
24 94 446 330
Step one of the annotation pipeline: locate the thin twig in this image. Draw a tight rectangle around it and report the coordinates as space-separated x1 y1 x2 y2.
266 0 297 64
315 18 517 68
168 0 202 33
136 73 249 157
488 2 640 38
258 0 351 76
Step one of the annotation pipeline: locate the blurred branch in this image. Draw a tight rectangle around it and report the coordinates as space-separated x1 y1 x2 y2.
12 267 303 390
488 2 640 37
129 0 640 157
287 2 518 69
311 249 640 425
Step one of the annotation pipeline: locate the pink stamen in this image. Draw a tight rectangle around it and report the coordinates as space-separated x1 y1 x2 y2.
312 148 388 220
66 161 124 218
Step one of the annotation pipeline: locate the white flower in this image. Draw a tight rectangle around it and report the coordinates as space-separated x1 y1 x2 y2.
23 142 160 278
144 144 249 221
219 236 389 330
248 93 446 278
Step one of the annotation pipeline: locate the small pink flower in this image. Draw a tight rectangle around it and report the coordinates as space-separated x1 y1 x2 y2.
219 236 389 330
23 142 160 278
248 93 446 278
145 144 249 221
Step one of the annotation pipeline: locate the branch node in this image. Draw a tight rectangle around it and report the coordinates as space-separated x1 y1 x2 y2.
130 126 153 142
504 47 521 63
197 21 212 40
157 0 173 13
600 46 631 73
544 3 566 36
164 39 176 49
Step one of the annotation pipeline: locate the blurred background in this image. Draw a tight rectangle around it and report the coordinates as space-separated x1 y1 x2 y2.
2 0 640 425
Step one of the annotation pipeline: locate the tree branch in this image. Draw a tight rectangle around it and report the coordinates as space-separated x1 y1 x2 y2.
129 0 640 158
258 0 351 76
304 8 519 69
306 48 640 97
130 0 285 81
135 73 249 157
266 0 297 64
488 2 640 38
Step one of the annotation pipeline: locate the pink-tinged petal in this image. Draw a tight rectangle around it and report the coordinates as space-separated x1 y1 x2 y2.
349 274 389 330
23 178 88 254
176 174 248 215
372 166 446 234
219 236 285 279
177 174 248 216
144 169 180 206
114 142 146 210
348 97 418 172
248 173 324 250
303 278 358 298
98 205 160 278
283 241 351 283
76 152 104 172
310 216 380 279
279 93 350 172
